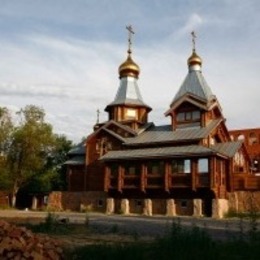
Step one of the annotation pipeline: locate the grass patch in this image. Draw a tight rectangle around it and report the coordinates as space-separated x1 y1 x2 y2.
24 212 72 235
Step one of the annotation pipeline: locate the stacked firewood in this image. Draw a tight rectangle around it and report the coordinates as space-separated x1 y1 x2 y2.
0 220 63 259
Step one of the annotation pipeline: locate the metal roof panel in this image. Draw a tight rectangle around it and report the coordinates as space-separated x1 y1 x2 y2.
171 70 215 106
101 145 215 160
124 119 222 145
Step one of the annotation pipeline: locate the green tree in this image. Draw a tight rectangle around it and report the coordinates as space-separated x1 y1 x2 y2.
7 105 56 207
47 134 73 191
23 134 73 194
0 107 14 190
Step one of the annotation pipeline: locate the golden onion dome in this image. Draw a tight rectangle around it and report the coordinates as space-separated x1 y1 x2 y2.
188 50 202 67
118 54 140 79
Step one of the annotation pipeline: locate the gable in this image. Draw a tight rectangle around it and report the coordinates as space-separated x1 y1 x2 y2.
87 120 136 144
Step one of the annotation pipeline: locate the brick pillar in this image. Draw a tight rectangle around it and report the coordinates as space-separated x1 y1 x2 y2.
143 199 152 216
121 199 130 215
32 196 38 210
166 199 176 216
106 198 115 214
193 199 203 217
212 199 229 219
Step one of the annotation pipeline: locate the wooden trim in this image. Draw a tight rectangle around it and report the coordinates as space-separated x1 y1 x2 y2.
191 159 196 191
229 160 234 192
67 168 71 191
141 164 146 192
84 167 87 191
118 165 123 192
104 165 110 192
211 157 216 189
164 161 169 192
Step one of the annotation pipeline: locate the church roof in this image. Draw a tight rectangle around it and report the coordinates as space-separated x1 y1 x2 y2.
124 119 222 146
105 77 151 110
68 141 86 155
101 145 215 160
64 156 85 165
211 141 243 158
170 69 215 106
101 141 243 161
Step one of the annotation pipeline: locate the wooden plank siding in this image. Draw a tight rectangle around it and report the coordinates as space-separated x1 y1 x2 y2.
233 174 260 190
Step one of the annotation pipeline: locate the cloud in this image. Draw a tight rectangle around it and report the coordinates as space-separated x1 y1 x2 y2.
0 0 259 142
178 13 203 36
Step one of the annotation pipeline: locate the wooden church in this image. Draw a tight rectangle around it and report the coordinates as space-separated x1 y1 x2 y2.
65 28 260 218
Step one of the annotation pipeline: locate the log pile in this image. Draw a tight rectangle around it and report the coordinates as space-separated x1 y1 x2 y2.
0 219 63 259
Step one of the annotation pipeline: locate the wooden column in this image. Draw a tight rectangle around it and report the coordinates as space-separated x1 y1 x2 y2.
84 167 87 191
106 198 115 214
141 163 146 192
118 165 123 192
164 161 169 192
166 199 176 216
104 165 110 192
191 159 196 191
229 161 234 192
121 199 130 214
143 199 152 216
68 168 72 191
211 157 216 189
193 199 203 217
32 196 38 210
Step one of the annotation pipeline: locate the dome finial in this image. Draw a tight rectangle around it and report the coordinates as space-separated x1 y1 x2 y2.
118 25 140 78
188 30 202 68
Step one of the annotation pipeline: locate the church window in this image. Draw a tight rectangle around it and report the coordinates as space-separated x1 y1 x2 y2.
185 111 192 120
96 139 100 152
176 110 201 128
177 110 201 122
234 152 245 172
249 132 258 145
147 161 164 175
110 164 118 177
192 110 200 120
177 112 185 121
237 134 245 141
126 108 137 119
198 158 209 174
171 159 191 174
97 199 104 207
210 137 215 145
180 200 188 208
125 163 141 175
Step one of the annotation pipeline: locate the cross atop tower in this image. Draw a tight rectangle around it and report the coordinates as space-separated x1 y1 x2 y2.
126 25 134 54
191 31 196 52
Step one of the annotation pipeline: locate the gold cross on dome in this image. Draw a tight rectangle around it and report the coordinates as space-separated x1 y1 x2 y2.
126 25 134 54
191 31 196 51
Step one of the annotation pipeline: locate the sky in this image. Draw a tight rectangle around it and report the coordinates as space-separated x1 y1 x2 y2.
0 0 259 143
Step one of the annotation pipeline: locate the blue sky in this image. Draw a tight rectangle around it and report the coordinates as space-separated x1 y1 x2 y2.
0 0 259 142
